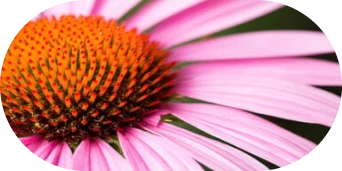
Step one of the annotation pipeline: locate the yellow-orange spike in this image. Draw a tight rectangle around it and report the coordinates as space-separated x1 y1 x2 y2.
57 89 64 100
89 92 97 103
129 69 138 80
53 105 61 113
31 90 42 99
82 74 89 86
83 86 90 96
138 84 149 94
129 106 141 113
68 85 74 96
6 85 19 96
81 102 89 111
65 68 71 80
111 110 121 116
6 97 19 106
23 106 33 113
90 80 99 91
76 81 83 92
90 111 99 118
41 112 49 118
71 73 77 86
141 72 151 83
41 86 49 97
148 101 162 107
60 115 68 122
117 101 127 108
127 79 136 89
137 94 148 102
74 92 81 103
11 107 23 115
71 109 78 117
151 87 162 95
100 103 108 110
99 86 107 97
108 93 117 102
65 97 71 108
151 76 163 85
34 100 44 110
124 89 134 98
20 93 31 103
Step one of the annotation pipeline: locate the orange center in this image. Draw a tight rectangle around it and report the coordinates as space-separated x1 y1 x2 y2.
1 15 176 143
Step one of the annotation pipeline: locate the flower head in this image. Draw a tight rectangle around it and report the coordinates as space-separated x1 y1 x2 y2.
1 0 341 171
2 15 176 143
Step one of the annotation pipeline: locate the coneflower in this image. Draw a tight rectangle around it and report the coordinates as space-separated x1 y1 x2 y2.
1 0 341 171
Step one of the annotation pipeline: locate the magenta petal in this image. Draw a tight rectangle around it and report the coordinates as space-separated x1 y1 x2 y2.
169 31 334 61
177 76 340 126
145 123 268 171
92 0 140 20
20 136 72 169
150 0 282 47
73 138 129 171
125 0 204 31
119 129 203 171
167 103 317 167
178 58 342 86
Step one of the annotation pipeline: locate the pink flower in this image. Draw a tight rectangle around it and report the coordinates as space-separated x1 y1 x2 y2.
2 0 340 171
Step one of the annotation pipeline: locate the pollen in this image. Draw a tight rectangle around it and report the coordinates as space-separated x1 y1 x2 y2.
1 15 176 143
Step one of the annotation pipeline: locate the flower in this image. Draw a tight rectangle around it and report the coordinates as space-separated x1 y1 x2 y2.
1 0 340 171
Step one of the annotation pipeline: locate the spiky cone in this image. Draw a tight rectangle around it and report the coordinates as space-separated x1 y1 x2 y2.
0 15 176 143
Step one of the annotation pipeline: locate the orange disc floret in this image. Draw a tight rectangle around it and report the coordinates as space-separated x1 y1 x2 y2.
0 15 176 143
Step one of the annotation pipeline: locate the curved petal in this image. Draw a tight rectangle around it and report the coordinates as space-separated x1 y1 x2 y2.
20 136 72 169
178 58 342 86
125 0 204 31
118 129 203 171
144 123 268 171
92 0 140 20
150 0 282 47
169 31 334 62
73 138 129 171
176 76 340 126
167 103 317 167
42 2 71 18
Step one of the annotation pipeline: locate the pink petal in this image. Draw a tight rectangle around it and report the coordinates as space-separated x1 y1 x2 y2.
143 109 171 126
73 138 129 171
70 0 96 16
42 2 71 18
167 103 317 167
150 0 282 47
145 123 268 171
169 31 334 62
92 0 140 20
20 136 72 169
117 132 149 171
178 58 342 86
119 129 203 171
125 0 204 31
177 76 340 126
